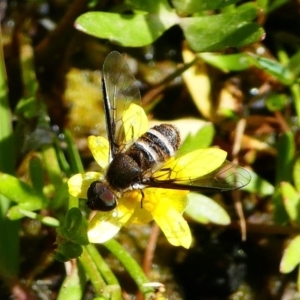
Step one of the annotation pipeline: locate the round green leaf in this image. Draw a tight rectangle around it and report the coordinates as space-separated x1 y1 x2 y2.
185 193 230 225
180 124 215 153
266 93 288 111
75 11 179 47
173 0 239 15
280 235 300 273
280 182 300 223
180 3 265 52
293 157 300 193
61 242 83 260
242 169 274 197
63 208 89 245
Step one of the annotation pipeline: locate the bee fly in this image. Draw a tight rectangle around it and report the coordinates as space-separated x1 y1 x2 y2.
87 51 251 211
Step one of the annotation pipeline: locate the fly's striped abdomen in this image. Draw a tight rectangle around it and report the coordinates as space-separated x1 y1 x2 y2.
128 124 180 170
106 124 180 191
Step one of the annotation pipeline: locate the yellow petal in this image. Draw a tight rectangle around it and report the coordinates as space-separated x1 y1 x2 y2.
87 136 110 168
153 206 192 249
118 190 152 225
125 188 189 225
143 188 189 214
122 103 148 144
139 188 191 247
127 203 153 225
68 172 102 198
154 148 227 181
88 201 135 243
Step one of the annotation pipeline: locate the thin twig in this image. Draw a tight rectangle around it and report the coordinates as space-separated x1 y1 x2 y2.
232 118 247 241
142 222 160 275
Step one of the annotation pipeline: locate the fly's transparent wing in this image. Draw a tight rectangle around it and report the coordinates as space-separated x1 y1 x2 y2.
102 51 141 157
186 160 251 191
149 149 251 192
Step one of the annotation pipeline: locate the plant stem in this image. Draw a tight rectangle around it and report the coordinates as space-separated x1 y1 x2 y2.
103 239 153 295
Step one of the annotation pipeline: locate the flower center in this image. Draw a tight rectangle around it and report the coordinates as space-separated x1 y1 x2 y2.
124 190 143 203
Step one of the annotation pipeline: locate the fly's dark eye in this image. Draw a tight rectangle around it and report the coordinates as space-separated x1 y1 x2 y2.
87 181 117 211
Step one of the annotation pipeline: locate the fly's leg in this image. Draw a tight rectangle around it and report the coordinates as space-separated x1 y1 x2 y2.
140 189 145 208
155 167 176 180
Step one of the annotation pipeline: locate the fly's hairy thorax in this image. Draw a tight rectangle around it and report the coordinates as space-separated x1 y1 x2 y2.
106 124 180 191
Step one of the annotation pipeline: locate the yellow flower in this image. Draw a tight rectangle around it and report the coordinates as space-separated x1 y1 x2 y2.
68 104 227 249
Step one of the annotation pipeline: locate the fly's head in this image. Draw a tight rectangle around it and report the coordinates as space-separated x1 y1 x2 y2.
87 181 117 211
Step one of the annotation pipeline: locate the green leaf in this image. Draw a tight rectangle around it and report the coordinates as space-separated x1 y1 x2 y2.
0 213 19 276
249 54 295 85
201 52 300 78
281 182 300 223
63 129 84 174
276 131 295 185
0 31 19 278
42 145 64 188
29 155 44 194
75 11 179 47
0 174 44 204
179 124 215 153
185 192 230 225
280 235 300 273
12 209 60 227
0 173 47 219
0 48 14 175
273 132 295 224
242 169 274 197
287 50 300 78
60 208 89 245
273 189 289 225
293 157 300 193
265 93 288 111
54 252 69 262
291 84 300 128
50 182 69 210
14 97 38 119
56 241 83 261
65 207 83 231
172 0 239 15
126 0 172 13
180 3 264 52
200 53 253 72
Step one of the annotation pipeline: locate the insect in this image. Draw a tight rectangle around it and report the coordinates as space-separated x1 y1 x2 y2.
87 51 251 211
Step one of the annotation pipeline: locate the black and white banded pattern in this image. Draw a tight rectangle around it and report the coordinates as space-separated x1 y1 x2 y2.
129 124 180 168
106 124 180 191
